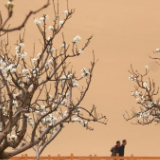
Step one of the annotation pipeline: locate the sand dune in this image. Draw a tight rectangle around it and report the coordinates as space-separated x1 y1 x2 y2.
1 0 160 156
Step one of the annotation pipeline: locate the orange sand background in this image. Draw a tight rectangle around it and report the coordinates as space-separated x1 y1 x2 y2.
1 0 160 157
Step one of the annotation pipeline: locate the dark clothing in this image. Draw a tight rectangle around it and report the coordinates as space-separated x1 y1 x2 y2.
110 145 119 156
119 144 125 156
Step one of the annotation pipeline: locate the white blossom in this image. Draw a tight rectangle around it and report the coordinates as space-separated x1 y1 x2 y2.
53 117 57 122
10 135 17 141
24 75 30 80
47 45 55 52
13 93 19 99
141 95 145 101
145 65 149 70
13 104 18 110
41 118 46 124
128 75 136 81
49 129 54 134
22 68 29 74
61 43 68 49
50 48 55 52
6 77 11 82
81 71 90 78
72 118 80 122
61 75 67 79
72 79 79 87
38 53 42 57
10 68 17 73
68 74 73 79
34 18 41 25
39 17 44 21
73 82 79 87
56 14 59 19
28 116 33 121
81 67 87 73
7 1 14 6
49 123 53 126
29 121 35 127
143 82 147 88
61 99 67 105
11 122 17 128
45 15 49 19
2 107 6 111
7 64 14 70
143 111 150 117
21 52 27 58
46 117 52 123
19 43 24 47
80 120 85 126
16 53 21 57
138 113 143 119
24 113 29 117
48 26 54 30
156 48 160 52
15 45 20 51
59 20 64 25
136 98 140 103
45 63 49 68
41 110 47 116
48 59 53 65
73 35 81 43
32 58 37 63
29 84 33 89
41 105 46 110
49 95 52 99
148 101 154 108
135 91 140 96
63 10 68 15
47 36 52 41
78 49 83 54
63 111 68 117
29 108 33 112
36 106 40 110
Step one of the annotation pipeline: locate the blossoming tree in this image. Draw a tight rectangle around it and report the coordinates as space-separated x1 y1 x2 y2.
123 49 160 125
0 0 107 159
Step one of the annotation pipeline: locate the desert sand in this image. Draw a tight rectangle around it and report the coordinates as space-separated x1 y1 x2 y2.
1 0 160 157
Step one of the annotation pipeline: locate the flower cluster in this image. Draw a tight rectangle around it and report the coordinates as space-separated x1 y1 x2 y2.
34 15 49 25
81 67 90 78
63 10 68 15
72 117 88 127
78 49 83 55
0 59 17 77
61 43 68 49
48 26 54 30
15 43 27 58
72 79 79 87
45 56 56 68
10 135 17 141
73 35 81 43
128 75 136 81
156 48 160 52
59 20 64 25
47 45 55 52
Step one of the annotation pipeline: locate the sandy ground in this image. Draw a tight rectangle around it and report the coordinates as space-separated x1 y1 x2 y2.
1 0 160 157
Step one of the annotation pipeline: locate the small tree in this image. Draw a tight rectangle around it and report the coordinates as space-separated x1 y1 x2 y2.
123 49 160 125
0 0 107 159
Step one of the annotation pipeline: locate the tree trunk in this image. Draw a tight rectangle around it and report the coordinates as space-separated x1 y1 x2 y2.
36 145 40 160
